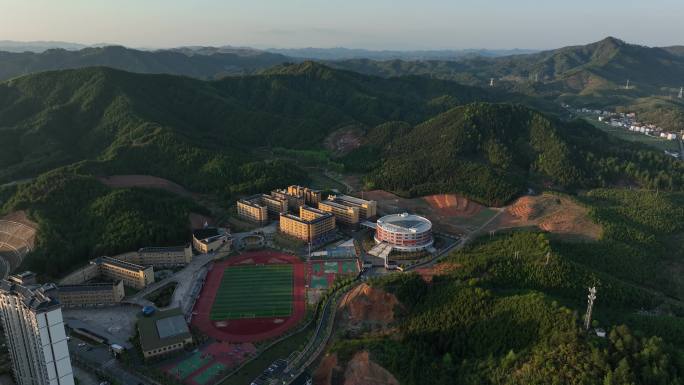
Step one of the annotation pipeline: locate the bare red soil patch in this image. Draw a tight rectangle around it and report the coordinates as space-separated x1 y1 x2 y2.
338 283 399 329
490 193 602 241
363 190 495 234
313 354 339 385
190 251 306 343
414 262 461 283
343 351 399 385
423 194 484 218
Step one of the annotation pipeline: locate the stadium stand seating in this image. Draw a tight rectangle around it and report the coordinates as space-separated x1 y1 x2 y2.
0 220 36 278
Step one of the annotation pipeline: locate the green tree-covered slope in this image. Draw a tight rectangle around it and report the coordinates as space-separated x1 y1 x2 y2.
346 103 684 205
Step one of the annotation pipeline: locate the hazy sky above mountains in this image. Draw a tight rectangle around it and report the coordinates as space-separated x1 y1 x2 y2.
1 0 682 49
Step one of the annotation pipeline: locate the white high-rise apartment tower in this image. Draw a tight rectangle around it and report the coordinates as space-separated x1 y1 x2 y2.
0 280 74 385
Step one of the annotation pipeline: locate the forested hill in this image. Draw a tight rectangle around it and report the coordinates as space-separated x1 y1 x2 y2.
343 103 684 205
332 37 684 93
0 45 292 81
0 63 555 188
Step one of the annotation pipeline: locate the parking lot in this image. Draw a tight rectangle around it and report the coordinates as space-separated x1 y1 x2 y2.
63 305 140 347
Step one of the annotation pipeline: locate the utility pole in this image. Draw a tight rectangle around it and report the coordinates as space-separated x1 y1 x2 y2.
679 86 683 99
584 286 597 331
625 79 630 90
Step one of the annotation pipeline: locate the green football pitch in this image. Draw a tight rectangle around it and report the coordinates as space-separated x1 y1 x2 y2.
210 264 293 320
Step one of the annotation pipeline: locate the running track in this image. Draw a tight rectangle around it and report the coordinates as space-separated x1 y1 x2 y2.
191 251 306 342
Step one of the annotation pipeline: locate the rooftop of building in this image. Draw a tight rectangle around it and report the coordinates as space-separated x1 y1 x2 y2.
0 280 60 312
330 194 375 206
137 307 191 352
288 185 321 193
376 213 432 234
95 256 149 272
320 199 358 211
58 281 121 293
281 210 334 224
239 197 268 208
138 245 188 253
301 205 329 216
13 271 35 279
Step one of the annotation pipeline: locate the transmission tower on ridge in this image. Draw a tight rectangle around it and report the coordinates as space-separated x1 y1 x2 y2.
584 286 597 331
679 86 683 99
489 78 494 87
625 79 630 90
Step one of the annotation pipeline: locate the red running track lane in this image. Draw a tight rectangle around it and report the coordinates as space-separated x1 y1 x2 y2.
191 251 306 343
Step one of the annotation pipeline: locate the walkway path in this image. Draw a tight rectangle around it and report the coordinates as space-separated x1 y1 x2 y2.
125 248 229 313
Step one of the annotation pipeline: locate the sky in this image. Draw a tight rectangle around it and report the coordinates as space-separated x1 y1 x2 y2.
1 0 682 50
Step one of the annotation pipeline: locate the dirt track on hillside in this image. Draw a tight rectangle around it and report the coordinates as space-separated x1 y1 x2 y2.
98 175 193 197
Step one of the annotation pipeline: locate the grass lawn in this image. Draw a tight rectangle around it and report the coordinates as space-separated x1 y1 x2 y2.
210 265 294 320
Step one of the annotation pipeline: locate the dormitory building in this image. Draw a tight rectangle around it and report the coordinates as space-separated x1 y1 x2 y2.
279 206 336 244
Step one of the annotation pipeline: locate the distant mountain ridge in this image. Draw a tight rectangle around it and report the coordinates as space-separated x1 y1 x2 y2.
0 45 291 81
263 47 539 60
0 40 88 52
333 37 684 92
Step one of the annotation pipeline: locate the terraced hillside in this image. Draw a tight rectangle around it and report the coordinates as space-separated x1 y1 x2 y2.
0 212 36 278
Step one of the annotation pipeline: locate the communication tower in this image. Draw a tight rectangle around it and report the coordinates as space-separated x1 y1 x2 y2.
583 286 597 331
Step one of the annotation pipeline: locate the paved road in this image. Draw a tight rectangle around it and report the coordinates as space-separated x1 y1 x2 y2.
69 336 150 385
281 282 356 384
406 208 505 271
126 249 224 311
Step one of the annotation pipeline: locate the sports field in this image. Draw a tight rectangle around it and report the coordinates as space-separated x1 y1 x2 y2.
210 264 293 320
169 352 211 380
191 362 227 385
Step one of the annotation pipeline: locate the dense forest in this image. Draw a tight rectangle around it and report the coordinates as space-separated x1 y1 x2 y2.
327 188 684 384
332 273 684 385
0 169 211 277
2 64 684 276
3 49 684 385
345 103 684 205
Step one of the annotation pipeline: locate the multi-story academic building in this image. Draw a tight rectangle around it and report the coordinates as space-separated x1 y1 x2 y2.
117 245 193 267
237 195 270 224
318 199 360 226
0 280 74 385
97 257 154 289
327 194 377 219
59 257 154 290
271 190 305 212
286 185 322 206
279 206 336 244
57 280 125 307
138 308 193 359
192 228 231 254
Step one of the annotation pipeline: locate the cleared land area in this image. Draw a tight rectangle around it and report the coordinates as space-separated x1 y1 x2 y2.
210 265 293 320
364 190 496 234
484 193 603 241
